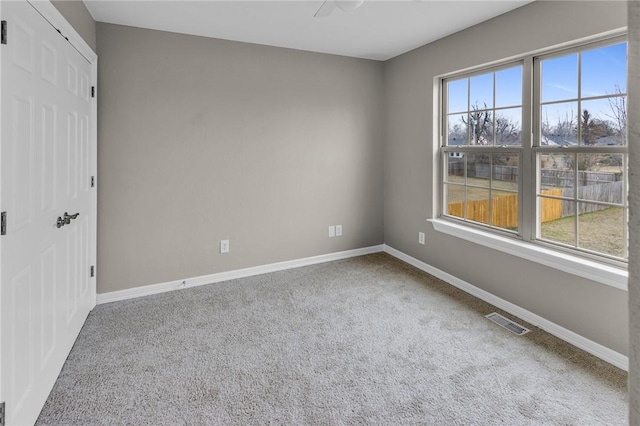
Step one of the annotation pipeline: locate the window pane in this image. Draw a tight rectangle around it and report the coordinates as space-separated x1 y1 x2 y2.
581 42 627 97
492 153 519 192
468 109 493 145
470 73 493 109
539 199 575 246
466 153 490 188
447 113 468 146
446 154 465 184
580 98 625 146
445 184 465 219
448 78 468 113
541 102 578 146
577 204 625 258
491 191 518 231
495 108 522 146
466 188 490 225
541 53 578 103
540 153 575 190
576 153 624 204
602 96 627 146
496 66 522 108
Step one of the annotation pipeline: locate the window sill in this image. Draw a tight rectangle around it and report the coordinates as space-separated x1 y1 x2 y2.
428 218 627 291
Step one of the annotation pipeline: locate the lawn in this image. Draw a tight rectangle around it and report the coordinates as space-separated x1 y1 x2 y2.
540 207 625 258
445 176 518 202
445 176 625 258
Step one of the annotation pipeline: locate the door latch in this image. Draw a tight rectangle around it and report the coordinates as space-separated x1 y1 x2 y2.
57 212 79 228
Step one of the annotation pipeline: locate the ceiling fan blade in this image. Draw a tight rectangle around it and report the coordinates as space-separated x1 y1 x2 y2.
314 1 336 18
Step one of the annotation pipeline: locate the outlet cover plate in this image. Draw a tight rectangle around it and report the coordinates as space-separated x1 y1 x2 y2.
418 232 425 245
328 226 336 237
220 239 230 253
336 225 343 237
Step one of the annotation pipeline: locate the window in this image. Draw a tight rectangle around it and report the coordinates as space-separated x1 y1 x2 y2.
441 37 628 264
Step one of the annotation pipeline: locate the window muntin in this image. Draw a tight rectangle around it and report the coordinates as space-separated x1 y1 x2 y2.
446 65 523 147
444 151 520 232
441 37 628 264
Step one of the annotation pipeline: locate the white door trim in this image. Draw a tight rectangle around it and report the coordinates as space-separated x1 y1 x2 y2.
28 1 96 63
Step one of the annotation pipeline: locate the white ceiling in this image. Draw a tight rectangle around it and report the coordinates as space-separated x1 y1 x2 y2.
84 0 533 61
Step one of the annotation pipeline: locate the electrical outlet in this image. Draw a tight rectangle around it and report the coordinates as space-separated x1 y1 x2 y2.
336 225 343 237
220 239 230 253
418 232 425 245
328 226 336 237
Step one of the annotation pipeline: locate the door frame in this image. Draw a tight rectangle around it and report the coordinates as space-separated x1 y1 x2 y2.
0 0 98 410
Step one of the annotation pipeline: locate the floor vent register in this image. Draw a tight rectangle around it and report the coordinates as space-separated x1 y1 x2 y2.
485 312 530 335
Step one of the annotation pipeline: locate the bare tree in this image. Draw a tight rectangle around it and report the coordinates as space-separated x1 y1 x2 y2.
606 84 627 146
462 102 492 145
447 122 467 145
554 111 577 144
495 115 520 145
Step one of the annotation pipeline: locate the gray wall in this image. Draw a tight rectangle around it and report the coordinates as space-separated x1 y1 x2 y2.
383 1 628 355
96 23 384 293
51 0 96 51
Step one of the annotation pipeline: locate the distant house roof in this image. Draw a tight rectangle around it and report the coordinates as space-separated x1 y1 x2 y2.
541 134 578 146
541 134 622 146
594 135 620 146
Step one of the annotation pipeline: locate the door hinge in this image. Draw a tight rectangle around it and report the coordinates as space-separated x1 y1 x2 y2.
1 20 7 45
1 212 6 236
0 401 6 426
90 266 95 278
91 176 95 188
91 86 95 98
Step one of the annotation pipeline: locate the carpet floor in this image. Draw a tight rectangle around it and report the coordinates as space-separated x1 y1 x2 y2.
37 253 627 425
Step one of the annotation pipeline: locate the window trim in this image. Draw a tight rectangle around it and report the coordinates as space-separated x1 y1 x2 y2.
434 31 629 286
428 218 627 291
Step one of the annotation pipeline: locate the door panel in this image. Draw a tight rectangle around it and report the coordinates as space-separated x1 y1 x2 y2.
40 104 56 212
10 265 34 414
40 245 57 368
11 96 34 230
1 1 95 424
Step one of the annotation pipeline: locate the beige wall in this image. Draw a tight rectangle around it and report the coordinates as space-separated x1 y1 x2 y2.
96 23 384 293
383 1 628 355
51 0 96 51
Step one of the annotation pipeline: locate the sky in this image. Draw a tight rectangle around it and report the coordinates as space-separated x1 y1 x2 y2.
447 41 627 143
542 42 627 102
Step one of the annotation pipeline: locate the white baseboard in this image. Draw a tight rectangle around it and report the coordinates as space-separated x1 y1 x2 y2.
382 244 629 371
96 242 627 371
96 245 384 305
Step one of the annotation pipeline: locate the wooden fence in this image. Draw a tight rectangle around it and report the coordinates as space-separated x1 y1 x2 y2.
540 189 563 222
448 185 621 226
448 194 519 228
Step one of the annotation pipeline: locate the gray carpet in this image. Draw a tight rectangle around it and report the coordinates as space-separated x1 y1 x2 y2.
37 253 627 425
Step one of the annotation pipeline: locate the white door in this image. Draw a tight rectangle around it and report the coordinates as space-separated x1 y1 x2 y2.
0 1 95 424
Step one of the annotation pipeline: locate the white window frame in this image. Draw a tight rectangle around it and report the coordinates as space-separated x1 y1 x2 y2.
431 33 628 291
